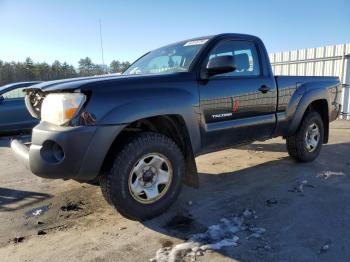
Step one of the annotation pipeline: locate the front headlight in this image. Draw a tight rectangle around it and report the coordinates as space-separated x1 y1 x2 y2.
41 93 86 125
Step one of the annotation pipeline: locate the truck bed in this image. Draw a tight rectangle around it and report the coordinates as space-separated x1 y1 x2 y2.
275 75 340 113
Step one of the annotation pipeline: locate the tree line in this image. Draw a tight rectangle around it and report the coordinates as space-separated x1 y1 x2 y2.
0 57 131 86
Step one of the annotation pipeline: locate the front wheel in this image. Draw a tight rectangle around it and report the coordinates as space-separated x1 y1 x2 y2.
100 132 184 220
286 111 324 162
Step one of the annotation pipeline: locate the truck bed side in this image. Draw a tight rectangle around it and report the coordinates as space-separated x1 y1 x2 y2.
273 75 341 138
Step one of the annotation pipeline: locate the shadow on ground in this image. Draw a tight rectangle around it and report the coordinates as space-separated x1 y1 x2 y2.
239 142 287 152
0 187 52 212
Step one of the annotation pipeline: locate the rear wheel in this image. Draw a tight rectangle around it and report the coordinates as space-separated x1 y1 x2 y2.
286 111 324 162
100 132 184 220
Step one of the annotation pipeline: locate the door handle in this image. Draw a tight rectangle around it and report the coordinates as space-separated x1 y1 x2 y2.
259 85 270 93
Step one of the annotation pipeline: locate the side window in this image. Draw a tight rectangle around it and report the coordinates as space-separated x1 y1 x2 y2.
2 88 25 99
208 40 261 77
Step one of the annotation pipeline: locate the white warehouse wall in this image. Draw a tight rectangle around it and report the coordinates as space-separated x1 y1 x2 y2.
269 43 350 120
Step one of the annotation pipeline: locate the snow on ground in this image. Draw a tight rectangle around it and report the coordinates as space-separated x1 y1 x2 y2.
317 171 346 179
151 209 266 262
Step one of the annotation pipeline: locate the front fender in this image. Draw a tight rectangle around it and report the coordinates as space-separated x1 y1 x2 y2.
99 93 201 154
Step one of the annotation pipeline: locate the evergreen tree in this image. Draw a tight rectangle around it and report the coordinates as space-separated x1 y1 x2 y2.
0 57 130 86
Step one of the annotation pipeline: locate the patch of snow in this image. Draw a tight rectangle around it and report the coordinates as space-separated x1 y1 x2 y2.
200 237 239 251
242 208 255 218
317 171 345 179
320 241 332 253
289 180 315 193
151 210 266 262
32 209 43 216
299 180 308 192
25 205 50 218
246 226 266 239
321 244 329 251
249 226 266 234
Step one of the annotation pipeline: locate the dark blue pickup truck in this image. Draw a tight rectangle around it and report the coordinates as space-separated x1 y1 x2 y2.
11 34 342 220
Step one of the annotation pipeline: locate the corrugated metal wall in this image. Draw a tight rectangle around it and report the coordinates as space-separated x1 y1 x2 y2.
269 43 350 120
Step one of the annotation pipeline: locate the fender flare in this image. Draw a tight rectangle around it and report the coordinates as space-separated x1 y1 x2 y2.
287 83 330 135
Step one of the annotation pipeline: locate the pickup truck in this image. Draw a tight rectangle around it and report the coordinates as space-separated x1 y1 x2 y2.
11 34 342 220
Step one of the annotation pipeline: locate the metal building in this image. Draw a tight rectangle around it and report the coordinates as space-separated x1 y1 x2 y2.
269 43 350 119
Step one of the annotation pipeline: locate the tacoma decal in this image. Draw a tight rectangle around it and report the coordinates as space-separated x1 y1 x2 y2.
211 113 233 119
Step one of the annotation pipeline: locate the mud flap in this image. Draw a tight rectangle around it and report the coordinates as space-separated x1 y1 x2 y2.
184 153 199 188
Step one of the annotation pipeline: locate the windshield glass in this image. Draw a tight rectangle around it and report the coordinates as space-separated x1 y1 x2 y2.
123 38 209 75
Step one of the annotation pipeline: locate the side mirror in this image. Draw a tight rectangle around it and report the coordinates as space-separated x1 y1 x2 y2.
205 55 236 78
0 95 4 103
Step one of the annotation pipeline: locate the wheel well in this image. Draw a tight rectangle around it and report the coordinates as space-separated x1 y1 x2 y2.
306 99 329 143
100 115 199 187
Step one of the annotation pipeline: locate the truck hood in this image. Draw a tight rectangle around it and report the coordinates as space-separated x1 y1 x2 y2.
23 72 193 119
26 73 189 93
25 74 124 92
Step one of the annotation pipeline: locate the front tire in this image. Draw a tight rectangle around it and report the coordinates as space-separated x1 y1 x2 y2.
100 132 184 221
286 111 324 162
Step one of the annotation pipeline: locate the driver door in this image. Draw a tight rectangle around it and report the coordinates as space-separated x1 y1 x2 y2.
199 40 277 150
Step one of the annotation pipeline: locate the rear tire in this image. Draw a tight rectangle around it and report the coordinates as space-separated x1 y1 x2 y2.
286 111 324 162
100 132 184 221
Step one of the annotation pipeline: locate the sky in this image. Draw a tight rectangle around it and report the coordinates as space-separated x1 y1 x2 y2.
0 0 349 67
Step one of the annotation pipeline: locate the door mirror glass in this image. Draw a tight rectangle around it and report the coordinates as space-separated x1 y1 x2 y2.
206 55 236 77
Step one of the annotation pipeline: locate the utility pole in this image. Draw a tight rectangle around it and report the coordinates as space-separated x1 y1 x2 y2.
99 19 106 73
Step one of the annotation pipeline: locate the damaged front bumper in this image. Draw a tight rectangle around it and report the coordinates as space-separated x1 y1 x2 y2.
11 139 30 169
11 121 126 181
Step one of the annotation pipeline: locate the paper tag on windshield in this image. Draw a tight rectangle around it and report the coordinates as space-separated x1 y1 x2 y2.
184 39 209 46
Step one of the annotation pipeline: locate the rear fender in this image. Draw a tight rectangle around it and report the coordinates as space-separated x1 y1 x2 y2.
287 82 330 135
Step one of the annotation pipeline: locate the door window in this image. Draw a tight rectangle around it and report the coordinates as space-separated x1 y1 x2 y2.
207 41 261 77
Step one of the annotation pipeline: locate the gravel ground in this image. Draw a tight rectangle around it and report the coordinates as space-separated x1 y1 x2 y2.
0 120 349 262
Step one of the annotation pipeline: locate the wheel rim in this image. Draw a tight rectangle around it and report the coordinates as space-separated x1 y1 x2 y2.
128 153 173 204
305 122 320 152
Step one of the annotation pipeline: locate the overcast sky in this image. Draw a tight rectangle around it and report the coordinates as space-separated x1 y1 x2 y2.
1 0 349 66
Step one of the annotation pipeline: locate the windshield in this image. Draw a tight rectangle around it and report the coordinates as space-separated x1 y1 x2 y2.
123 38 209 75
